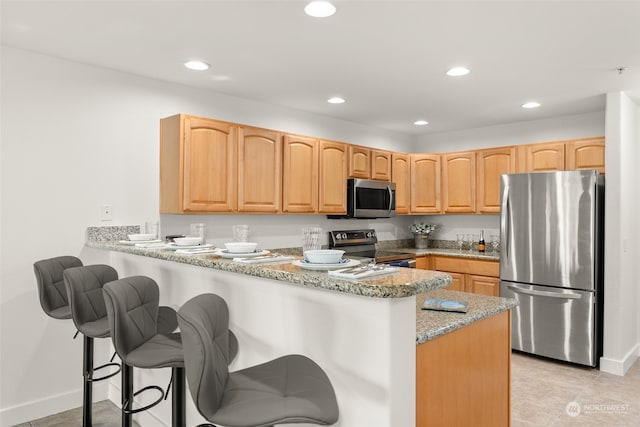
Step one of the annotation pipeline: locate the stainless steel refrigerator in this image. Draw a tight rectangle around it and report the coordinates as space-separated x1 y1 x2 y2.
499 170 604 367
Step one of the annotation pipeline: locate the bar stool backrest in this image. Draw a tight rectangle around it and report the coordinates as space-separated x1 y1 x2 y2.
103 276 160 360
63 264 118 335
177 293 231 420
33 256 83 319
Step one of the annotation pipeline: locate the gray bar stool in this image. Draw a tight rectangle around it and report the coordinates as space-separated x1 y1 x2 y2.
103 276 186 427
177 293 339 427
34 255 83 320
63 265 122 427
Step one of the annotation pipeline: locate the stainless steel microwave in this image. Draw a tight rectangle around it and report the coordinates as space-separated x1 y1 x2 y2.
329 178 396 219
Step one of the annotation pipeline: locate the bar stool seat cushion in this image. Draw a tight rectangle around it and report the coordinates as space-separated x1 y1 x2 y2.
214 354 339 427
178 293 339 427
126 332 183 369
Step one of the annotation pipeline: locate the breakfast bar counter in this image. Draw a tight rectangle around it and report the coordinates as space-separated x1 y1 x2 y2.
86 235 515 427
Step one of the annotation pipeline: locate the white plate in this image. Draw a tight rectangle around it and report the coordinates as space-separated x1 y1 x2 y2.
215 249 270 258
119 239 162 245
165 243 215 250
292 258 360 271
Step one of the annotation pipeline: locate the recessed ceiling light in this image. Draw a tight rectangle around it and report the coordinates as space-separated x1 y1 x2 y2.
305 1 336 18
184 60 210 71
328 97 345 104
446 67 470 77
522 101 541 109
414 120 429 126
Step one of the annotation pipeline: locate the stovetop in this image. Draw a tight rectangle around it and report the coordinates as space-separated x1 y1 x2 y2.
328 229 415 262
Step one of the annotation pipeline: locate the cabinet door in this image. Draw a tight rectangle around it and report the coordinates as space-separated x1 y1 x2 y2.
392 152 411 214
468 275 500 297
442 151 476 213
319 140 347 214
371 149 391 181
283 135 318 213
410 154 441 213
566 137 605 173
523 142 565 172
444 272 466 292
237 126 281 213
182 116 236 212
348 145 371 178
477 147 516 213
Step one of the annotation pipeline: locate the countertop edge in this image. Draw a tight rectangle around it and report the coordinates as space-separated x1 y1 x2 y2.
87 241 452 299
415 288 518 344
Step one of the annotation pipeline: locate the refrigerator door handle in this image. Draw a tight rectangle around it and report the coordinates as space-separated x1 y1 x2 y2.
506 283 582 300
501 186 510 264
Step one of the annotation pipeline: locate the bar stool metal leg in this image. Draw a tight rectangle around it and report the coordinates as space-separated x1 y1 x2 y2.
172 367 185 427
122 364 133 427
82 336 93 427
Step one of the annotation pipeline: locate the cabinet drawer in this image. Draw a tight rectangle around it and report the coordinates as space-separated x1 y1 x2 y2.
433 256 499 277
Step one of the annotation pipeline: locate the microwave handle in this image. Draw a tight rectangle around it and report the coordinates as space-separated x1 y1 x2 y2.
387 185 394 215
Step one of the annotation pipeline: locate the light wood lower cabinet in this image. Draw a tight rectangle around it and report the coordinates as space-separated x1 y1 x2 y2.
416 255 500 296
416 311 511 427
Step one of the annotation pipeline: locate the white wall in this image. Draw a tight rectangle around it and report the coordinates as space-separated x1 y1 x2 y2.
0 46 412 425
412 110 606 152
600 92 640 374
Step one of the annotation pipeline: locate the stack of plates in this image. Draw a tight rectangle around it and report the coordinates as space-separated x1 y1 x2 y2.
292 258 360 271
214 249 270 259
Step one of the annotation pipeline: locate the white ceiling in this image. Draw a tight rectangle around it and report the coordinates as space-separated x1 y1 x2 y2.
2 0 640 136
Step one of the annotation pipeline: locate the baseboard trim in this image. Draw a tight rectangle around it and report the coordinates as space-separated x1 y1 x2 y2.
599 342 640 375
0 383 108 426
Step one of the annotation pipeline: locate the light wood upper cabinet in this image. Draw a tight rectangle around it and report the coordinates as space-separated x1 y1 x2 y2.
566 137 605 173
442 151 476 213
371 149 392 181
520 141 565 172
282 135 318 213
410 154 441 213
348 145 371 179
392 152 411 214
319 140 348 214
160 114 236 213
477 146 516 213
237 126 282 213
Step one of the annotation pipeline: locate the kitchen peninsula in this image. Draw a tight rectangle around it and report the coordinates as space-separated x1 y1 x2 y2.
86 231 517 427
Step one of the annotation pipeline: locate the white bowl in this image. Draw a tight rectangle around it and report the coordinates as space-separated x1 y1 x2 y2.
128 233 155 241
173 237 203 246
304 249 345 264
224 242 258 253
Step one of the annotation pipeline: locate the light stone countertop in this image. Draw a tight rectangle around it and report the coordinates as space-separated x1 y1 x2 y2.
385 247 500 261
86 240 452 299
415 288 518 344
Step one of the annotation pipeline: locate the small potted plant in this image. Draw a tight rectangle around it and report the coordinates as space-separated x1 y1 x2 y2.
409 223 437 249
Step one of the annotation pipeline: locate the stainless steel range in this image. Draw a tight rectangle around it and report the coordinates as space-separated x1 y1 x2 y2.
328 229 416 268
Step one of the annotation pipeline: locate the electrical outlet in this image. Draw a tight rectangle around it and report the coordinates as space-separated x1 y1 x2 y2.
101 205 113 221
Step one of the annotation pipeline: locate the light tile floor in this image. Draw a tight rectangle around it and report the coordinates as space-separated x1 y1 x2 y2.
13 400 140 427
15 352 640 427
512 351 640 427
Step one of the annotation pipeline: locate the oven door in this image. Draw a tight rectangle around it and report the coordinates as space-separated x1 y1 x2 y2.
349 179 396 218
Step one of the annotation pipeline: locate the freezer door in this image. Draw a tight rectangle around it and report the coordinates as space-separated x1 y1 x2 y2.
501 281 596 366
500 171 598 290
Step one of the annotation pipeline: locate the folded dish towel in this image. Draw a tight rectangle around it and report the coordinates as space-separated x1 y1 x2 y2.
232 255 295 264
328 266 399 280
